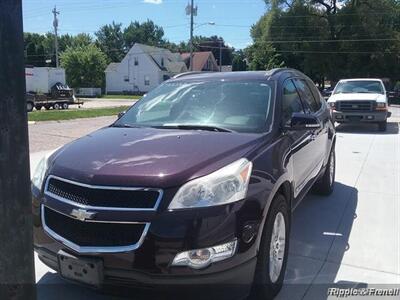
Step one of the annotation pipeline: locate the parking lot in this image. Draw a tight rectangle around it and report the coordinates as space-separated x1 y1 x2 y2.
30 107 400 299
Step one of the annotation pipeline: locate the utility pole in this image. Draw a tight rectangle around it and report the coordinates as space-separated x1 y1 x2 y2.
52 6 60 68
219 39 223 72
0 1 36 300
186 0 197 71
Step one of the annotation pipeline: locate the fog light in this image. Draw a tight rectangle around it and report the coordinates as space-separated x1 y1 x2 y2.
172 239 237 269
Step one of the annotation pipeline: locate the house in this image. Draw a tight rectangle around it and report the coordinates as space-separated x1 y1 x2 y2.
181 51 219 72
105 43 188 94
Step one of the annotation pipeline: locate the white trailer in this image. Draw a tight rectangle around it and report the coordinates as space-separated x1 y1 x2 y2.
26 67 66 94
25 67 83 112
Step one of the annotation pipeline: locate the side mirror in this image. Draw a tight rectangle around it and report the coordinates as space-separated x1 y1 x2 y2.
286 113 322 130
117 111 126 119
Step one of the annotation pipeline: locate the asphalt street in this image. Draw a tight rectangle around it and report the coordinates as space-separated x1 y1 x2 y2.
30 107 400 300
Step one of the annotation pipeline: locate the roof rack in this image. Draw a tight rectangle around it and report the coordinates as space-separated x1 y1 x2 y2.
173 71 216 79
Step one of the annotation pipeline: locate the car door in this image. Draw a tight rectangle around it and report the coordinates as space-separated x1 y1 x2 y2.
293 78 328 183
281 79 316 200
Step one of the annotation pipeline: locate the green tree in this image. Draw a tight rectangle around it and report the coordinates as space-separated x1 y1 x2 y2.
123 20 165 48
95 22 125 62
232 50 248 71
60 44 108 88
246 41 284 70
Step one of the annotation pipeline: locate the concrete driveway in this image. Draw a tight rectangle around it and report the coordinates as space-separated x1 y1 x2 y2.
30 107 400 299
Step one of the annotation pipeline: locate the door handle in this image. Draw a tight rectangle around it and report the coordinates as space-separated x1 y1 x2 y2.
310 133 317 141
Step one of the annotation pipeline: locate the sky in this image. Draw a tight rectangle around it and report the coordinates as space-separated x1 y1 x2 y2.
23 0 267 49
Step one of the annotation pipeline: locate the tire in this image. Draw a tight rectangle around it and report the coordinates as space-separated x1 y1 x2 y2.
251 194 290 300
35 105 42 111
378 121 387 132
62 103 69 110
53 103 61 110
26 102 34 112
44 105 51 110
313 149 335 195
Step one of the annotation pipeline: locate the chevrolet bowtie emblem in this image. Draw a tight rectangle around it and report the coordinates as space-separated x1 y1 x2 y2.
70 208 97 221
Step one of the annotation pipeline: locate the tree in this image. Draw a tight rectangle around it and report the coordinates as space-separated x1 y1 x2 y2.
60 44 108 88
232 50 247 71
95 22 125 62
123 20 165 49
246 41 284 70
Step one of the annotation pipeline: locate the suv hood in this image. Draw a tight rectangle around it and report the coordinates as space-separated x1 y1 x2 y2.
49 127 264 188
328 93 387 103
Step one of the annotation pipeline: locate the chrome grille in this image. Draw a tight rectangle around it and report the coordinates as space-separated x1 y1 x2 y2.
45 176 162 210
337 101 374 112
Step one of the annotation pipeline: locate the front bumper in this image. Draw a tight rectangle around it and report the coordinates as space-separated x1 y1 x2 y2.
32 181 266 299
333 110 388 123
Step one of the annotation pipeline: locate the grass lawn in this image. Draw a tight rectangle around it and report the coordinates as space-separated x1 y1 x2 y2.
101 94 142 100
28 106 130 122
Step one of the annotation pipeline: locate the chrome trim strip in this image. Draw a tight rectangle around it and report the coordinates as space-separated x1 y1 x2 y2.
44 175 163 212
41 205 150 254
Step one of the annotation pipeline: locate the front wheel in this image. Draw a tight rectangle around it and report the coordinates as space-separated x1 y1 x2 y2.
53 103 61 110
313 149 335 195
378 121 387 132
251 194 290 300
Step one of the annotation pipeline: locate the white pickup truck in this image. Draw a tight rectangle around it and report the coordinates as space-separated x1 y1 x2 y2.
327 78 390 131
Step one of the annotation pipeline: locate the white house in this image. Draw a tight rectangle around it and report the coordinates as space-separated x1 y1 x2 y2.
105 43 188 94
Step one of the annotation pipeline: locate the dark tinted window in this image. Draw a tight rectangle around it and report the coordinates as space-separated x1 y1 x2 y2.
294 79 319 112
282 80 304 125
307 80 323 110
115 80 273 133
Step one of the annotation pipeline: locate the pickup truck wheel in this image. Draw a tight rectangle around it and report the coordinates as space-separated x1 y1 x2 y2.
313 149 335 195
62 103 69 110
26 102 34 112
251 194 289 300
35 105 42 111
53 103 61 110
44 105 51 110
378 121 387 132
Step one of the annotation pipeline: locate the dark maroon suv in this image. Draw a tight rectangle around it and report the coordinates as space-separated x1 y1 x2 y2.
32 69 336 300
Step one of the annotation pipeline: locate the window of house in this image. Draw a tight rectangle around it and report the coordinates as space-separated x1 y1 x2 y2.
123 75 129 82
161 57 164 67
134 57 139 66
144 75 150 86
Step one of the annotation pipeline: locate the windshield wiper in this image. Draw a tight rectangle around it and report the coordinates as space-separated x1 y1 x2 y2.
153 124 233 133
111 123 142 128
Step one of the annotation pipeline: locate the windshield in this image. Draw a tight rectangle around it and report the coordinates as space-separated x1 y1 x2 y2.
333 80 384 95
114 80 273 133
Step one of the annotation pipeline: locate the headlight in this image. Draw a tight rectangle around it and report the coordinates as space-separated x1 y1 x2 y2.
376 102 387 110
168 158 252 210
31 154 51 190
32 148 60 189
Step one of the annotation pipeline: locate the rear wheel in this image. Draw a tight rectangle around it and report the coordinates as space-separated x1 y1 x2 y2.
378 121 387 132
313 149 335 195
53 103 61 110
35 105 42 111
62 103 69 110
251 194 290 300
44 105 51 110
26 102 34 112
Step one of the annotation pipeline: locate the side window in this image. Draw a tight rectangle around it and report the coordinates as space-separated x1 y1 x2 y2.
282 79 304 125
307 80 323 111
294 79 319 113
